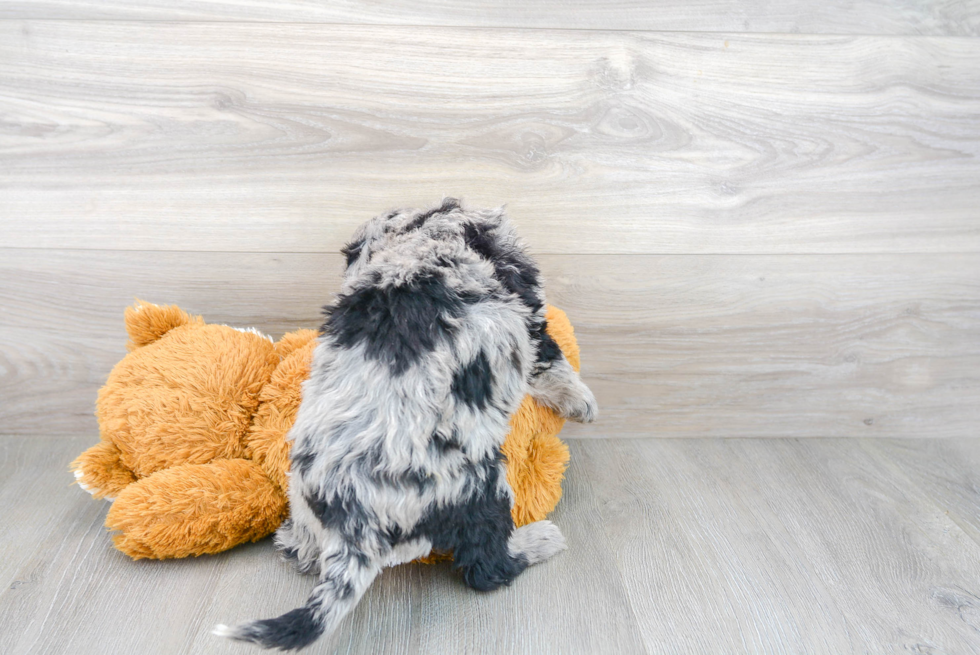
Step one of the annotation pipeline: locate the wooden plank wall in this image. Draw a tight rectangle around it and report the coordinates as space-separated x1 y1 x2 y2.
2 1 979 34
1 4 979 438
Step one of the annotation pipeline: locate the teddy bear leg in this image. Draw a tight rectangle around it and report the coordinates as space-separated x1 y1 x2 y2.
70 440 137 500
106 459 286 559
507 431 571 527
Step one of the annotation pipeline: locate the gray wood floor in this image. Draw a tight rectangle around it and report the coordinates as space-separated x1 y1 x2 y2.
2 436 980 655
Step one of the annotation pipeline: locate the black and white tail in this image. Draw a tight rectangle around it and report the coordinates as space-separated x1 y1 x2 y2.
214 547 378 651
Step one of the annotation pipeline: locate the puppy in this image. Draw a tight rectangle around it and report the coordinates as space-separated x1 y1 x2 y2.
215 198 597 650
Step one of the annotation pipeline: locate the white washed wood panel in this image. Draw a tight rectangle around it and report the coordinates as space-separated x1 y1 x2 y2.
2 250 978 438
1 1 978 35
2 23 979 254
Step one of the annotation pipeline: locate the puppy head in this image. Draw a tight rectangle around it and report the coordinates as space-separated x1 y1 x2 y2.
340 198 471 278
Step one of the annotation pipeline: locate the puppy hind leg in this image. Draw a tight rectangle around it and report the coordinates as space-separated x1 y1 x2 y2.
453 528 529 593
453 518 567 592
447 477 565 592
216 543 379 650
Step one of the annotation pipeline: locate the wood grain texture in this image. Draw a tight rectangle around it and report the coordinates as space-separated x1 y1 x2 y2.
575 437 980 654
868 439 980 547
1 0 978 36
2 249 978 438
0 436 648 655
2 22 980 254
551 252 980 438
3 436 980 654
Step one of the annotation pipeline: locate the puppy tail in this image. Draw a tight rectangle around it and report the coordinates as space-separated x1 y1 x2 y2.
213 604 324 652
214 547 378 651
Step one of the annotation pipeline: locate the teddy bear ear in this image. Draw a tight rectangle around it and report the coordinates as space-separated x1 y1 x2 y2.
124 299 202 350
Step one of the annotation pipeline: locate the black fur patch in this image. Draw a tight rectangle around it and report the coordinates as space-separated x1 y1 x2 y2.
463 221 543 315
429 430 463 456
509 347 523 371
370 466 435 493
533 321 563 365
357 443 436 492
341 238 364 268
334 579 356 600
451 351 494 410
304 489 372 543
402 468 436 492
322 272 470 375
233 606 324 651
407 455 527 592
462 221 562 367
291 448 316 476
381 524 404 547
404 197 460 232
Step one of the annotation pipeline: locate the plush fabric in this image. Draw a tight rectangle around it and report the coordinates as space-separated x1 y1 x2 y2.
72 302 578 560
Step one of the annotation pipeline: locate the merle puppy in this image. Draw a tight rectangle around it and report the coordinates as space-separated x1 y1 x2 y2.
215 199 597 650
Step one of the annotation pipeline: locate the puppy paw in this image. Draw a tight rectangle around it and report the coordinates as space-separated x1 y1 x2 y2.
560 383 598 424
509 520 567 566
530 359 598 424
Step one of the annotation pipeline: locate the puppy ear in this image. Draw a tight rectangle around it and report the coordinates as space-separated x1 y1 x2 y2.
123 300 201 350
340 238 364 269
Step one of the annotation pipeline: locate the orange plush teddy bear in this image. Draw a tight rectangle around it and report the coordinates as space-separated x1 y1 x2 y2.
72 301 580 560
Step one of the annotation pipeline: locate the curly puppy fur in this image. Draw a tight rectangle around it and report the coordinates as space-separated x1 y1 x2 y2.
215 199 597 650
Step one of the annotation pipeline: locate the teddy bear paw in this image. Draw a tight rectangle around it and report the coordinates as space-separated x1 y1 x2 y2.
74 470 116 501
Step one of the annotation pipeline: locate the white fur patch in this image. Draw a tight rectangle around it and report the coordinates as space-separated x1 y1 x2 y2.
74 469 115 502
73 469 92 493
212 624 234 638
508 520 567 565
222 325 274 342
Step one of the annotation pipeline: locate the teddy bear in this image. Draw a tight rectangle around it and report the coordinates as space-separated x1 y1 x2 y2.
71 301 580 560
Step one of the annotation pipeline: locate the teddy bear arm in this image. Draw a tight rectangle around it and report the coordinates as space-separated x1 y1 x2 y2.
106 459 287 559
70 440 137 500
